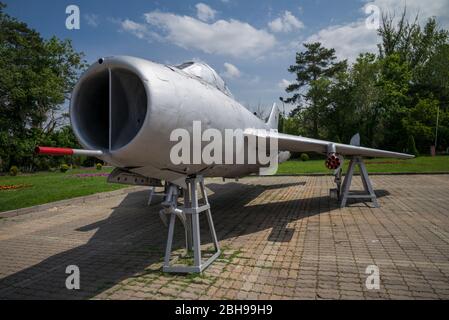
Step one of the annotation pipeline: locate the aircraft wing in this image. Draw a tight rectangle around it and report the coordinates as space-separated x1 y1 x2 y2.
244 129 414 159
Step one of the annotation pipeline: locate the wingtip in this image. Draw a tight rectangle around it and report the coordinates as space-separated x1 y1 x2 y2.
403 154 416 159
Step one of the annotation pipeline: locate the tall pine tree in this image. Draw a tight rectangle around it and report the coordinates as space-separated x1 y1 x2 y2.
283 42 346 138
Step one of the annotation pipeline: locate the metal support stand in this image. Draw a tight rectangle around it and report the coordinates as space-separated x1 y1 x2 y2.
329 153 343 201
147 187 154 206
148 182 168 207
162 176 221 273
339 156 379 208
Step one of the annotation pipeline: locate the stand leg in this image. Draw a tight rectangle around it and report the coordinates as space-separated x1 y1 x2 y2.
357 158 369 192
340 156 379 208
340 159 356 208
164 213 176 267
359 160 379 208
190 179 202 267
334 167 342 200
199 180 220 251
147 187 154 206
163 176 221 273
184 184 193 253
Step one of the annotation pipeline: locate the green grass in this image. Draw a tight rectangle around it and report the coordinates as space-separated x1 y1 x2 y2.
277 155 449 175
0 168 127 213
1 156 448 213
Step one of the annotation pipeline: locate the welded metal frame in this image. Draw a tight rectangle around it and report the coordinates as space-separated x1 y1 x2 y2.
339 156 379 208
163 176 221 273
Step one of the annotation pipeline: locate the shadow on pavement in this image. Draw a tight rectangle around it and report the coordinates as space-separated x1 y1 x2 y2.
0 179 389 299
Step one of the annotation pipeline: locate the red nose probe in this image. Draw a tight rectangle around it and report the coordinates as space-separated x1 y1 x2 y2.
35 147 103 157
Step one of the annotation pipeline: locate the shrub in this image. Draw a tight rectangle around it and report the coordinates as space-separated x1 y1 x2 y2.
9 166 19 176
300 153 310 161
82 157 96 167
289 152 301 159
60 164 69 173
96 163 103 171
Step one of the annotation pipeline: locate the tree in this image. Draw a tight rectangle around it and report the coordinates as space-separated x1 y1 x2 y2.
415 44 449 109
324 53 384 147
378 12 448 69
402 98 449 153
322 66 352 143
283 42 347 138
377 10 449 151
0 2 86 171
349 54 384 146
376 53 412 150
281 9 449 155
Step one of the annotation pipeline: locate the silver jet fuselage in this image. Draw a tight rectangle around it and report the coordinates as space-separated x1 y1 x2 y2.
70 56 272 182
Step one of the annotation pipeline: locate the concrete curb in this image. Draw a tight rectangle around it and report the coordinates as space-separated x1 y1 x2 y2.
0 186 147 219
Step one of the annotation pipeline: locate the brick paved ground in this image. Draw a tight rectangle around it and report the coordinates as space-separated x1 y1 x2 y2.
0 175 448 300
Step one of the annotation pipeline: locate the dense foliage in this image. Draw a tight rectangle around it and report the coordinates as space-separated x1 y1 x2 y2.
0 2 86 172
282 11 449 154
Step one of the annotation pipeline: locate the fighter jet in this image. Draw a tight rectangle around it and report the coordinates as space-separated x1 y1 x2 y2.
35 56 413 272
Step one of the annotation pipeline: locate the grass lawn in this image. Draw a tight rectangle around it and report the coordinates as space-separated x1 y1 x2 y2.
0 167 127 213
277 155 449 175
1 156 448 213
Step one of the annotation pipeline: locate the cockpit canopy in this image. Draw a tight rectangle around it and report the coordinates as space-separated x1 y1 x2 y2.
176 61 233 97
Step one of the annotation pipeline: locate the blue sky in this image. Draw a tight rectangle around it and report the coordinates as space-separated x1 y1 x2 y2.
4 0 449 114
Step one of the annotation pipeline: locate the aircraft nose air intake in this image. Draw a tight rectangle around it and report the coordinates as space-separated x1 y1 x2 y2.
71 64 148 152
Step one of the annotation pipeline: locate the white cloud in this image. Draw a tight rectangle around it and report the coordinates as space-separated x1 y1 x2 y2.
278 79 292 89
120 19 149 39
268 11 304 33
370 0 449 27
306 20 378 62
222 62 241 79
84 13 99 27
304 0 449 63
139 11 276 58
195 3 216 22
120 19 162 41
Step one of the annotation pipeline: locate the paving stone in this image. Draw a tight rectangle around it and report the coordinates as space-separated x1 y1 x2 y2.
1 175 448 299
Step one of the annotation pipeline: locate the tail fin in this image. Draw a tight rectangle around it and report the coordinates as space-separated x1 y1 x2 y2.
266 103 280 130
350 133 361 146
